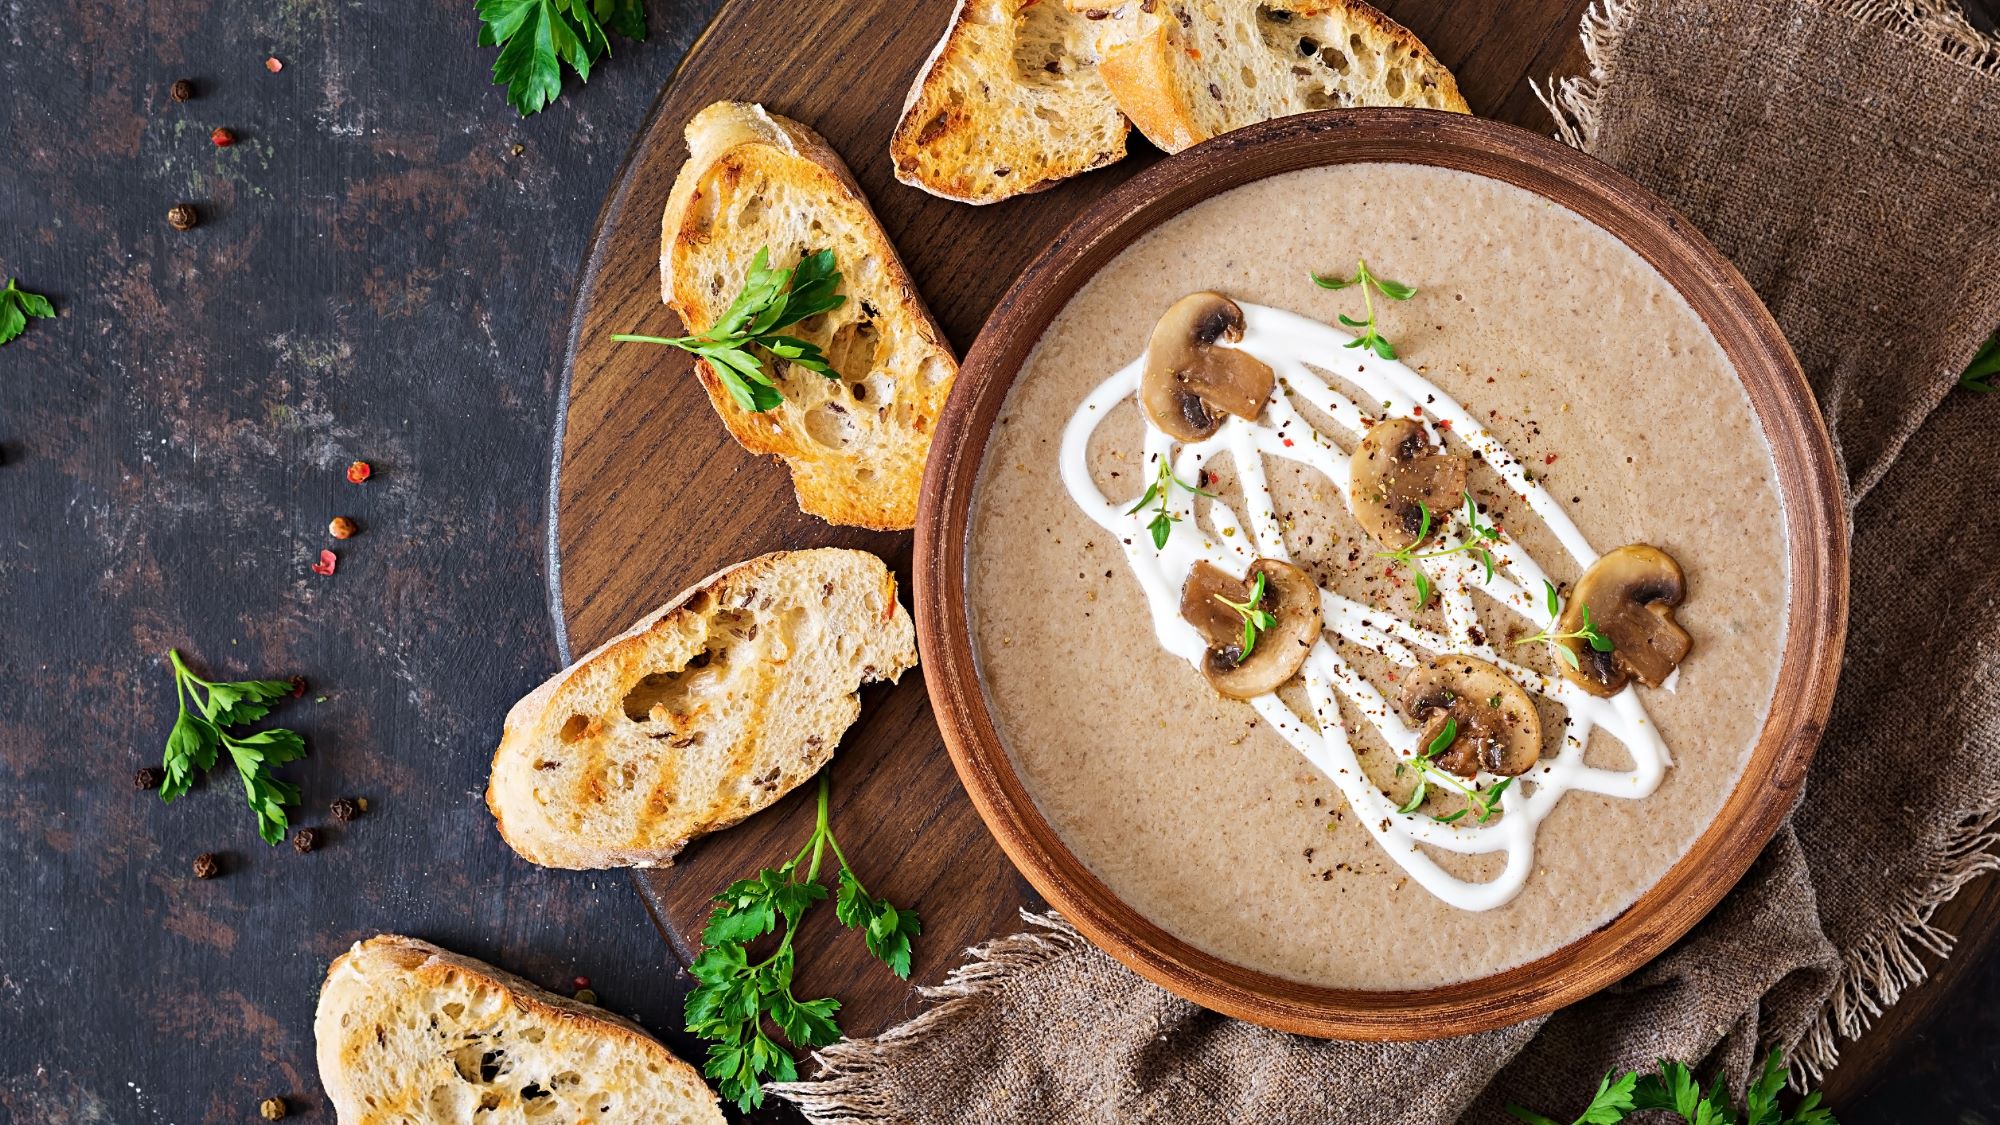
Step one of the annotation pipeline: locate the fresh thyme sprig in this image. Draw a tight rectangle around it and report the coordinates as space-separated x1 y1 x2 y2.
1507 1048 1834 1125
1514 580 1615 671
160 649 307 845
1125 454 1215 549
1311 258 1416 360
1960 330 1999 393
613 246 846 413
685 772 920 1113
1375 491 1502 608
1394 717 1512 824
1212 571 1277 658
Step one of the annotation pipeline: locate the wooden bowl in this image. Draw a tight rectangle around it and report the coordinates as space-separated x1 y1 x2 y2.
912 109 1849 1040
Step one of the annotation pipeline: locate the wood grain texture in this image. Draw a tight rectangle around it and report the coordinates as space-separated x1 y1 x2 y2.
918 109 1847 1039
550 0 1997 1109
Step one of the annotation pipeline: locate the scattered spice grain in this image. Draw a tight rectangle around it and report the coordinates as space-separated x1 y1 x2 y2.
192 852 220 879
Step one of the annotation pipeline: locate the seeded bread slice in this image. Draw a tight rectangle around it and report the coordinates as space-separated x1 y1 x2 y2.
893 0 1129 204
315 935 724 1124
487 548 916 870
1070 0 1469 153
663 101 958 530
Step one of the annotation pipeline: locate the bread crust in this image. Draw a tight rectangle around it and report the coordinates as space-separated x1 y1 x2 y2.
1079 0 1469 153
315 935 724 1124
487 548 916 870
892 0 1130 204
660 102 957 530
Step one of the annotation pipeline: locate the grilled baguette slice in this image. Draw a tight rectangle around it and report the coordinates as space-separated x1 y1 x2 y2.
893 0 1129 203
663 102 958 530
315 935 724 1125
1071 0 1468 153
487 548 915 870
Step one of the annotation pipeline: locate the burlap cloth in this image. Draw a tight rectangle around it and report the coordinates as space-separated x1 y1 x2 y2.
776 1 2000 1119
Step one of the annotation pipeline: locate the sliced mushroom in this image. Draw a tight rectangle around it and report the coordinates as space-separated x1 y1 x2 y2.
1178 557 1323 699
1557 544 1692 697
1398 655 1543 777
1349 417 1469 551
1141 292 1276 441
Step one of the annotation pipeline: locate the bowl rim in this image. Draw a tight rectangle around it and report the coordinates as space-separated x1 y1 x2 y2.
912 108 1850 1040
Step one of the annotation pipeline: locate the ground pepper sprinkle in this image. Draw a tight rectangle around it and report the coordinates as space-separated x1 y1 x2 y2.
311 549 337 576
192 853 220 879
210 126 236 147
345 460 372 484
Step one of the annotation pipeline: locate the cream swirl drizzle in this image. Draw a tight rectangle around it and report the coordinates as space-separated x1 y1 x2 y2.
1059 303 1670 911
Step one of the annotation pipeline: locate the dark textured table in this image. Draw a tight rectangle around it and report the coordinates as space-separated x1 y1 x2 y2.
1 2 1994 1123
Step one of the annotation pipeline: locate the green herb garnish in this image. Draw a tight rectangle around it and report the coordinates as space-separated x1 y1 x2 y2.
1375 491 1502 608
1311 259 1416 360
686 772 921 1113
1507 1048 1834 1125
476 0 646 116
1515 579 1615 671
613 246 845 413
1125 454 1215 549
160 650 306 845
1212 571 1277 658
0 278 55 346
1393 715 1511 824
1960 330 1999 393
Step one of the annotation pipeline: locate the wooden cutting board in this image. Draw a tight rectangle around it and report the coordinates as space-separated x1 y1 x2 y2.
550 0 1971 1100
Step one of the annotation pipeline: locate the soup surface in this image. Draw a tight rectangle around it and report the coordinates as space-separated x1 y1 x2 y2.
966 162 1788 989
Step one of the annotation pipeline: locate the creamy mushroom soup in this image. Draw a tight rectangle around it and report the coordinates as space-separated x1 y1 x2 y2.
967 163 1787 989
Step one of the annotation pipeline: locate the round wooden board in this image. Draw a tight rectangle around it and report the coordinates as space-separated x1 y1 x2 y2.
548 0 1987 1103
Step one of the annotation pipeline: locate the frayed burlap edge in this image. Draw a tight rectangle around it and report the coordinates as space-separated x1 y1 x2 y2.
1541 0 2000 1087
1534 0 2000 149
768 911 1089 1122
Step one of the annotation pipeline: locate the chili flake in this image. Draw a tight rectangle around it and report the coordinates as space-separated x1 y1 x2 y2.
312 549 337 576
265 56 283 73
210 126 237 147
345 460 372 484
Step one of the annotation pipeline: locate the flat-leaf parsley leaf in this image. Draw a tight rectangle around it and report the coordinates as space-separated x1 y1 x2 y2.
0 278 55 346
614 247 846 413
160 650 306 845
686 772 920 1112
1508 1049 1836 1125
476 0 647 116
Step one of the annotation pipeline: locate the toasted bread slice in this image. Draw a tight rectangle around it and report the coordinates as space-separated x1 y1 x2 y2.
893 0 1129 204
315 935 724 1124
487 548 916 870
1070 0 1469 153
662 102 958 530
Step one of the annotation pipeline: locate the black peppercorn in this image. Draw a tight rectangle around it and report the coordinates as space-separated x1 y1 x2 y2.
329 797 359 823
192 852 220 879
134 766 164 790
167 204 198 231
291 827 320 854
169 78 194 102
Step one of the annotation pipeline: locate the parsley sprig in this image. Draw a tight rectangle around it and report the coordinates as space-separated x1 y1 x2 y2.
1507 1048 1835 1125
1125 454 1215 549
614 247 846 413
1395 717 1511 824
1376 491 1502 608
1515 579 1615 671
160 650 306 845
476 0 646 116
1960 330 1999 393
686 772 921 1113
1212 571 1277 658
0 278 55 346
1311 259 1416 360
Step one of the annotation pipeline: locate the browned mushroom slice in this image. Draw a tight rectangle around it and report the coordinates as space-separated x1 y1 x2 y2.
1557 544 1692 697
1399 655 1542 777
1140 292 1276 441
1349 417 1469 551
1178 557 1323 699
